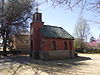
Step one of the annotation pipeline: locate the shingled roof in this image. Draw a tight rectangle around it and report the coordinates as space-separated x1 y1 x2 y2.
40 25 74 40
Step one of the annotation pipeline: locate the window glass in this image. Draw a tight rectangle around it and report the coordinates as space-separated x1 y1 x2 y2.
64 41 67 50
51 41 56 50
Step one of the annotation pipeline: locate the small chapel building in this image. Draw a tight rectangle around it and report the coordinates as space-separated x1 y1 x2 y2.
30 12 75 60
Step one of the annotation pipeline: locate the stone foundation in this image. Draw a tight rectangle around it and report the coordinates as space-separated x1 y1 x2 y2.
38 50 75 60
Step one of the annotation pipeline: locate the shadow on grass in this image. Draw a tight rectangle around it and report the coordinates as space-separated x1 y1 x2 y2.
0 55 91 74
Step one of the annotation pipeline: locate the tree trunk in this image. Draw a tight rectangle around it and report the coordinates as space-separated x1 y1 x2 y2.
3 31 8 56
80 41 84 52
3 39 7 56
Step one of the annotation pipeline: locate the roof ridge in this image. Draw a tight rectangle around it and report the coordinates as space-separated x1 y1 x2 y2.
44 25 62 28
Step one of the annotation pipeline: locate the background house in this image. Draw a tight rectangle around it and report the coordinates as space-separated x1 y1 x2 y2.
11 32 30 51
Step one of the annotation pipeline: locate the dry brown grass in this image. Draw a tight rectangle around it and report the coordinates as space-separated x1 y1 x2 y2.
0 53 100 75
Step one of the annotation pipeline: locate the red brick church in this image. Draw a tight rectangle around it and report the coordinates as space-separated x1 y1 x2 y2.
30 12 75 60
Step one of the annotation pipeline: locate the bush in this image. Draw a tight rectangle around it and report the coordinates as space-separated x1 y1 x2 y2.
76 49 100 53
75 48 84 53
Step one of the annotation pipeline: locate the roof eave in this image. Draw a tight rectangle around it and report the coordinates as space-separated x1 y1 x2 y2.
43 36 74 40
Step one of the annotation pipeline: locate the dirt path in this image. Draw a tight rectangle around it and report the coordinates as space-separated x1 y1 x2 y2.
68 54 100 75
0 53 100 75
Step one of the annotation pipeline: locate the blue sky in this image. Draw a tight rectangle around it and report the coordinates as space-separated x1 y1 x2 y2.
33 1 100 39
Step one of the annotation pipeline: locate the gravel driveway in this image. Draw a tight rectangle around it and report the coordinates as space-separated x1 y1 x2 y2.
0 53 100 75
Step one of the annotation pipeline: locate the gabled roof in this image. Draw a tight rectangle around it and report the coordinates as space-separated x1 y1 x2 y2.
40 25 74 40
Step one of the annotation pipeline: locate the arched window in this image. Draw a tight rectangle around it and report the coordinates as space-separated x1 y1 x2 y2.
41 42 44 48
64 41 67 50
30 40 33 50
51 41 56 50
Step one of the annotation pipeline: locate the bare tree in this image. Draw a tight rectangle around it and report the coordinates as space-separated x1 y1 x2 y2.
50 0 100 13
0 0 34 56
74 16 91 52
50 0 100 24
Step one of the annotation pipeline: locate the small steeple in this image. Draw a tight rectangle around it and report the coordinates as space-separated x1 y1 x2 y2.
33 0 42 22
33 12 42 22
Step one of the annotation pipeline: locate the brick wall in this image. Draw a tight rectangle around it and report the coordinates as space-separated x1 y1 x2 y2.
42 38 74 51
33 38 75 60
30 21 44 51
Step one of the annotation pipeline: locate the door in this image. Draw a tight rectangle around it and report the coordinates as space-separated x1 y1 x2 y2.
70 41 72 58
